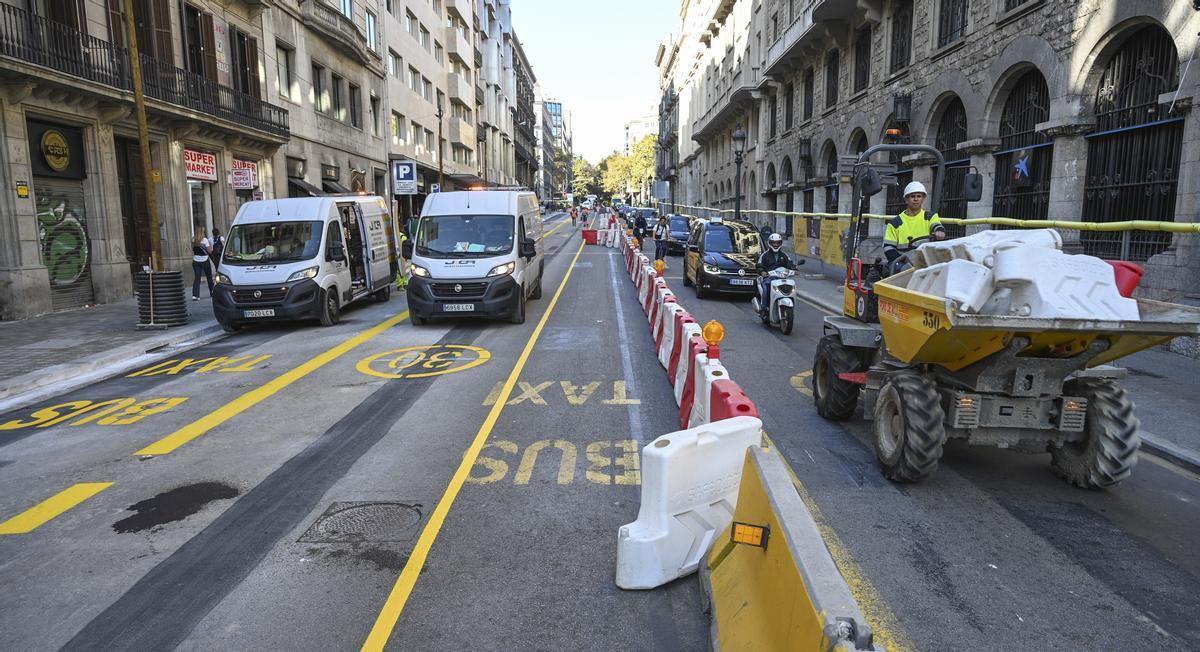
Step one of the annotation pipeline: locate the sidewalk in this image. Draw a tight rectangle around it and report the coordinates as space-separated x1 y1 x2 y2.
789 259 1200 473
0 291 223 411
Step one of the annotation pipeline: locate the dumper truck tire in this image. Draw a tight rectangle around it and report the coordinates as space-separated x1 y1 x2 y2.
813 335 864 420
1050 378 1140 489
873 372 946 483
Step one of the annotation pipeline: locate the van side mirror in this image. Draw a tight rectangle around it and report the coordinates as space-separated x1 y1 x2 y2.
520 237 536 260
401 239 413 259
859 168 882 198
327 243 345 262
964 172 983 202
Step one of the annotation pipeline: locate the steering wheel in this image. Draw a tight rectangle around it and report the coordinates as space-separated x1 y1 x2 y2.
889 235 936 275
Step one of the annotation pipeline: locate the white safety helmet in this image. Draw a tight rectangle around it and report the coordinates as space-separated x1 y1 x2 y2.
903 181 928 197
768 233 783 249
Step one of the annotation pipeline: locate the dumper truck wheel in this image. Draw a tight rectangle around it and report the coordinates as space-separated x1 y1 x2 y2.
873 372 946 483
1050 378 1140 489
813 335 864 420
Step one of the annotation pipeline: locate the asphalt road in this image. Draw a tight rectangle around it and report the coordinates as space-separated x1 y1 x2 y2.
659 253 1200 652
0 212 705 651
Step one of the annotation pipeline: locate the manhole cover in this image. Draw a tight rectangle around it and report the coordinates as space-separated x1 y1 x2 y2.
298 502 423 543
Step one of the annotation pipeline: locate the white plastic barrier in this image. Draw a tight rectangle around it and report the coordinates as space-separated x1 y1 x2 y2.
915 228 1062 268
650 281 671 326
616 416 764 590
638 266 655 308
908 259 995 314
657 303 685 370
674 324 703 406
990 245 1140 321
684 353 729 428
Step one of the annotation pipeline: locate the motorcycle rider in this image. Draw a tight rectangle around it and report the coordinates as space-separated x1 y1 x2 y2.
756 233 795 319
884 181 946 274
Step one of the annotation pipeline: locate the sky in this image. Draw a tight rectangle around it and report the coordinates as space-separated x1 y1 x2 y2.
512 0 679 163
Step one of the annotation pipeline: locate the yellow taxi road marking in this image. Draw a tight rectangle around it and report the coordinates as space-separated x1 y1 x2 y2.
356 345 491 379
136 311 410 457
761 432 914 652
127 354 272 377
465 438 641 485
790 370 813 397
362 239 586 651
481 380 639 406
0 397 189 431
0 482 113 534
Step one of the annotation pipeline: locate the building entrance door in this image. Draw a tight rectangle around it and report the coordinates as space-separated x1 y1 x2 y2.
115 137 152 283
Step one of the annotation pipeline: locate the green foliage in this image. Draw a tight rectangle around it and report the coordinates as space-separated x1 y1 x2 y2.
572 157 600 197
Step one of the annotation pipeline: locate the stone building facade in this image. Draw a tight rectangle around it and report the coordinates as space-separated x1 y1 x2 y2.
658 0 1200 302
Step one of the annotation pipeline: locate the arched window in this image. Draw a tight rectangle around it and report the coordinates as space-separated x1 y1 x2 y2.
851 131 871 216
993 69 1051 227
766 163 778 211
934 97 968 237
780 157 795 234
824 145 839 214
1083 25 1181 260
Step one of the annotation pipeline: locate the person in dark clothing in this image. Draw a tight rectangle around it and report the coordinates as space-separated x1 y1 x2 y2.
756 233 795 318
210 227 226 270
191 227 214 300
653 215 669 262
634 210 649 242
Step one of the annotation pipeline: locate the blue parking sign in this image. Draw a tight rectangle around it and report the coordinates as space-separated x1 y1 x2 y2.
393 160 417 195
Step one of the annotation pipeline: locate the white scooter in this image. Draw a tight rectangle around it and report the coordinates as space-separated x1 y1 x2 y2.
752 266 800 335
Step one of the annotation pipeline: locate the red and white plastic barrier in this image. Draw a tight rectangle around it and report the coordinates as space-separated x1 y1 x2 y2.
672 322 702 399
657 303 684 369
649 282 671 330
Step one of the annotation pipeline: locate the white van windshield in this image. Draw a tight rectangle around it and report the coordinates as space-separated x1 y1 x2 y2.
415 214 514 257
224 221 322 265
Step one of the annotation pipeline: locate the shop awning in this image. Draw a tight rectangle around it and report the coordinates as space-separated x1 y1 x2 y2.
323 179 352 194
288 177 324 196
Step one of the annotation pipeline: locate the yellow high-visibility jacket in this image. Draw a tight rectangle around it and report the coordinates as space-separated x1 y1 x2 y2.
883 209 945 262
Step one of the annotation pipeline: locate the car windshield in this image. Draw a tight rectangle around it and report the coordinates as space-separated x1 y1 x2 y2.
704 225 762 255
669 217 689 231
415 214 514 257
223 221 322 265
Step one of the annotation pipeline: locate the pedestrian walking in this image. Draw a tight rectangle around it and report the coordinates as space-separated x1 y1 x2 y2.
571 207 578 226
653 215 669 264
191 227 214 300
209 227 226 270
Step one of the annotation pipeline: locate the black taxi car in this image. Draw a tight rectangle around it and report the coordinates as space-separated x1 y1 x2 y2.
682 218 763 298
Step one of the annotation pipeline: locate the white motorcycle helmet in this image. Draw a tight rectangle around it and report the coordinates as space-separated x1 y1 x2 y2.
768 233 784 251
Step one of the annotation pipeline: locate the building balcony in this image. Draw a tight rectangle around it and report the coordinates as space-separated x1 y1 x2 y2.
446 30 471 64
299 0 380 68
447 72 474 103
447 116 475 145
692 63 759 143
0 3 289 139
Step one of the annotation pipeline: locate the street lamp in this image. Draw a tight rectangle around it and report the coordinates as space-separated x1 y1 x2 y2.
732 127 747 221
669 165 677 215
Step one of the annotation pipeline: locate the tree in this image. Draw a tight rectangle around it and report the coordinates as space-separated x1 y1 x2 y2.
601 151 630 197
572 157 599 198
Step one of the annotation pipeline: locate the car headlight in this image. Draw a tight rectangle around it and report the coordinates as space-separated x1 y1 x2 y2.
215 272 231 285
703 263 721 275
486 261 516 277
286 266 318 282
410 263 430 278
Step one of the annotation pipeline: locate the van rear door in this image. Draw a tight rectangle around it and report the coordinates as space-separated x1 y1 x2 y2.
363 202 392 291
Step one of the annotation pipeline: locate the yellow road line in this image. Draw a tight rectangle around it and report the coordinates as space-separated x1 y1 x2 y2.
361 239 587 651
544 220 568 238
761 432 914 652
0 482 113 534
136 310 410 456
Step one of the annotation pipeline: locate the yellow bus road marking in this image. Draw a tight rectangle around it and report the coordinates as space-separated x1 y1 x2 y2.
466 438 641 485
0 482 113 534
135 311 410 457
0 397 188 431
357 345 491 379
761 432 914 652
480 379 640 406
361 239 586 651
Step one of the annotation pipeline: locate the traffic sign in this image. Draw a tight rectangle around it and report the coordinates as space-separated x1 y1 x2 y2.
392 160 417 195
431 183 440 193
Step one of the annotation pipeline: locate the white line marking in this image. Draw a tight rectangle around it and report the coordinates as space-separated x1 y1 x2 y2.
607 252 645 443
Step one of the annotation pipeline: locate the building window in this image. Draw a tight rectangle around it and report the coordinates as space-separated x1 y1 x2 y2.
386 0 394 15
993 70 1051 226
433 0 442 16
391 111 404 144
802 67 813 120
435 42 444 64
277 44 294 100
934 97 969 238
420 26 430 50
824 147 839 213
411 122 423 153
409 66 420 93
228 27 261 98
370 95 381 136
1003 0 1032 10
769 96 777 138
937 0 968 48
340 0 352 19
388 50 400 77
349 83 362 128
365 10 377 51
313 62 328 112
890 1 912 73
853 27 871 93
406 11 417 35
825 50 839 108
422 77 433 102
331 73 345 121
783 83 794 130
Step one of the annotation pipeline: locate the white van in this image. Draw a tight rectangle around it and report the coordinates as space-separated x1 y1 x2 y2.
404 190 543 324
213 195 395 331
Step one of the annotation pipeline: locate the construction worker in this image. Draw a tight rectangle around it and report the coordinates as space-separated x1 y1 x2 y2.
395 224 409 290
884 181 946 274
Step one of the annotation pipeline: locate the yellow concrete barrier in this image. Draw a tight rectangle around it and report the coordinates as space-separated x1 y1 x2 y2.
702 446 876 651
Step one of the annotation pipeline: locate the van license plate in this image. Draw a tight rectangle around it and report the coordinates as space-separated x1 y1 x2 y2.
442 303 475 312
730 279 754 286
243 309 275 318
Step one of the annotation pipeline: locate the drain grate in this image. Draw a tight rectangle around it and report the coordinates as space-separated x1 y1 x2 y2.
298 502 423 544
